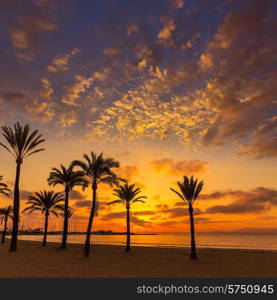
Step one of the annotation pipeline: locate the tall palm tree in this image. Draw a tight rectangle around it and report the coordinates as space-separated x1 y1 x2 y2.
48 164 88 249
108 183 147 251
170 175 204 260
0 176 10 198
72 152 123 257
23 191 63 246
0 205 13 243
0 123 45 252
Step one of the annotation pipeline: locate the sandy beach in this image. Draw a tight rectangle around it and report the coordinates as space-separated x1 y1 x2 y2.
0 240 276 277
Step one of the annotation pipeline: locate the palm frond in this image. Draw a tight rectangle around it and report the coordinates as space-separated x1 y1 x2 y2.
0 122 45 162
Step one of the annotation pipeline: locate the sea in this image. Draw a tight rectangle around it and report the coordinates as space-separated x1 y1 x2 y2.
17 233 277 251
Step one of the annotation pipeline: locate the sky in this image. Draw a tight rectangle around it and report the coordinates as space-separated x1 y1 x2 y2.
0 0 276 234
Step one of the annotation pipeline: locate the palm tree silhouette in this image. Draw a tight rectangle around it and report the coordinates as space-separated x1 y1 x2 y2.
60 207 74 219
0 176 10 198
0 205 13 243
0 123 45 252
23 191 63 246
170 175 204 260
72 152 123 257
108 183 147 251
48 164 88 249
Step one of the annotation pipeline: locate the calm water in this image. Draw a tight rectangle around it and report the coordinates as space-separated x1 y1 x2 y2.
18 233 277 251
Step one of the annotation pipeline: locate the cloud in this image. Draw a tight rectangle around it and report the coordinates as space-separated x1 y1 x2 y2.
127 23 139 36
70 190 85 200
103 47 122 58
57 111 77 128
238 116 277 158
199 190 242 200
204 187 277 214
116 165 139 181
74 200 91 208
206 203 268 214
62 75 94 106
157 17 175 46
161 207 203 218
20 190 33 200
15 51 35 62
47 48 80 72
0 91 54 122
156 204 168 210
168 0 185 11
40 78 53 99
199 0 277 156
1 0 276 158
101 211 151 227
10 14 57 48
33 0 58 9
133 210 155 216
238 137 277 159
150 158 207 176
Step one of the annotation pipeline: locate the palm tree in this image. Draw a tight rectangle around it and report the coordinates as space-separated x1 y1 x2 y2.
72 152 123 257
0 123 45 252
0 176 10 198
108 183 147 251
48 164 88 249
23 191 63 246
0 206 13 243
170 175 204 260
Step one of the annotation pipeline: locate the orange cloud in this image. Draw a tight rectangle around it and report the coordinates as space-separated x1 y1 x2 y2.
116 165 140 181
157 17 175 46
149 158 207 176
10 14 57 48
47 48 80 72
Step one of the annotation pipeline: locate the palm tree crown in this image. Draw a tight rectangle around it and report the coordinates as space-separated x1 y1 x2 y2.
23 191 64 216
170 175 204 205
0 205 13 223
109 183 147 208
60 207 74 218
48 164 88 191
72 152 123 187
0 176 10 197
0 122 45 164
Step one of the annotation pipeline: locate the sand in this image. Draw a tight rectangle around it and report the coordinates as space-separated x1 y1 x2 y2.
0 240 276 277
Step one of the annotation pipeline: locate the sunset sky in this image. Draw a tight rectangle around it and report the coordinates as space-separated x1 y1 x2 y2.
0 0 276 234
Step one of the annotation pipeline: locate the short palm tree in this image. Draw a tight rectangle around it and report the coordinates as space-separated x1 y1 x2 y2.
170 175 204 259
48 164 88 249
23 191 63 246
72 152 123 257
0 205 13 243
0 123 45 252
60 207 74 219
0 176 10 198
108 183 147 251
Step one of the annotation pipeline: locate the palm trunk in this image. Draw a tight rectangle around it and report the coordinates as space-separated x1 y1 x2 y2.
84 181 97 257
42 212 49 246
1 216 7 243
9 163 21 252
188 204 197 259
61 188 69 249
126 204 131 251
